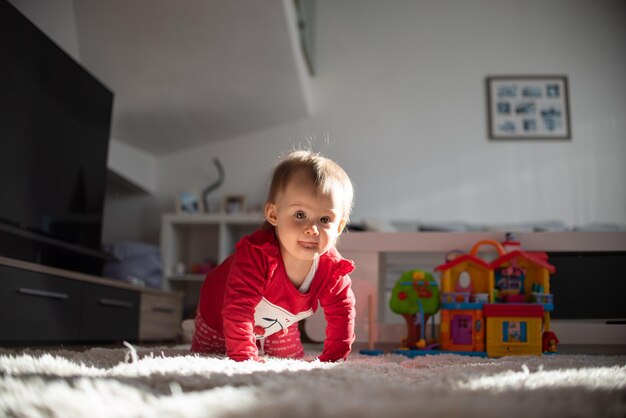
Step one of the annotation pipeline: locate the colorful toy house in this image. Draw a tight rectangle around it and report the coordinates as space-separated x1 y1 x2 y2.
433 236 557 357
491 246 555 331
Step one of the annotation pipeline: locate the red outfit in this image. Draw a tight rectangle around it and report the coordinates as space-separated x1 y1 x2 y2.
192 228 356 362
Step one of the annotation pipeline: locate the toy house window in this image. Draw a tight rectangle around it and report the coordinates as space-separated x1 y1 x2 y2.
456 271 472 290
502 321 527 343
495 267 525 293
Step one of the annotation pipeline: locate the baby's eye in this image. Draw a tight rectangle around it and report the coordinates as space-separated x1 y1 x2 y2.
295 211 306 220
320 216 331 224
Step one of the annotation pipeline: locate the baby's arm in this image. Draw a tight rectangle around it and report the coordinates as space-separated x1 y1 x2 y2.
317 274 356 362
222 244 267 362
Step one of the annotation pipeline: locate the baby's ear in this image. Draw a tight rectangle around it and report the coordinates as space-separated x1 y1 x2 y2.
265 203 278 226
337 218 348 234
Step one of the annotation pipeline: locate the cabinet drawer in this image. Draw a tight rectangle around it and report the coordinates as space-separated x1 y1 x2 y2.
80 284 139 341
139 293 183 341
0 265 82 342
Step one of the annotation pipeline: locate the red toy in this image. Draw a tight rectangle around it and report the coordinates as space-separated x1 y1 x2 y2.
542 330 560 353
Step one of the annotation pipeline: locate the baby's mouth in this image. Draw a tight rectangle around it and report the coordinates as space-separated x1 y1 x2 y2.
299 241 318 249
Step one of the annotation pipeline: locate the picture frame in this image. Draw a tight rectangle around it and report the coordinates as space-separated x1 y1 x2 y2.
486 75 571 140
176 191 203 214
222 195 246 214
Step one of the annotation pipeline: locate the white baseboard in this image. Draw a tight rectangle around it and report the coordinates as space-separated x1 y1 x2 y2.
367 320 626 345
308 320 626 346
550 320 626 345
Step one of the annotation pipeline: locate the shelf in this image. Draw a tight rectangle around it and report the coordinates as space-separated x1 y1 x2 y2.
337 231 626 253
168 274 205 282
162 212 264 225
160 212 264 316
315 231 626 345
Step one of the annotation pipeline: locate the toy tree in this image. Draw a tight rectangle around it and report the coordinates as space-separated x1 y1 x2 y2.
389 269 440 348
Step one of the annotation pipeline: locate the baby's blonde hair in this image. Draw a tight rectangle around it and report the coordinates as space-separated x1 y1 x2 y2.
266 150 354 223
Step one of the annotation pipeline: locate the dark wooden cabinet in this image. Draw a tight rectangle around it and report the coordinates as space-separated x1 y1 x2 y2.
80 283 140 342
0 258 181 344
0 265 82 342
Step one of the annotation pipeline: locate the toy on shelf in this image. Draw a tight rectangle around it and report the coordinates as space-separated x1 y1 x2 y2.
190 259 216 275
391 233 558 358
389 269 440 350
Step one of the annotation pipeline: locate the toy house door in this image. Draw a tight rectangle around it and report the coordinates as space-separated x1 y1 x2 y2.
451 314 472 345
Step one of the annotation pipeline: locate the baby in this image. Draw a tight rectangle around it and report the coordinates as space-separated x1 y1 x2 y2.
191 150 356 362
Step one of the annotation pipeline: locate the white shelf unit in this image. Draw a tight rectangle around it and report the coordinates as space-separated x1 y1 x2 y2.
160 212 265 316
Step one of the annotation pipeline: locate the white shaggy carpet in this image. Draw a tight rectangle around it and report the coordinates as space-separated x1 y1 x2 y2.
1 344 625 418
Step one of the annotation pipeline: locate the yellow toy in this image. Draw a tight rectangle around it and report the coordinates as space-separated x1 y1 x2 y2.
484 304 544 357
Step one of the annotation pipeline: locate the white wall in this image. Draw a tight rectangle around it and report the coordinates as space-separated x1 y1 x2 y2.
11 0 626 244
103 140 161 243
157 0 626 232
107 139 158 194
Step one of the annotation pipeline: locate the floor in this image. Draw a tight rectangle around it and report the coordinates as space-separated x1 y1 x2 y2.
349 342 626 356
3 341 625 356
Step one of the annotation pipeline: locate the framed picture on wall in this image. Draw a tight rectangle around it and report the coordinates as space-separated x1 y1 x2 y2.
486 75 571 139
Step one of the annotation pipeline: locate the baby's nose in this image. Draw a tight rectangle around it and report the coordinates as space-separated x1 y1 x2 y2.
305 224 319 235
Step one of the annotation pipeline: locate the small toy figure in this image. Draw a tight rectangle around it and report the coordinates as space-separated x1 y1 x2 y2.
542 330 560 353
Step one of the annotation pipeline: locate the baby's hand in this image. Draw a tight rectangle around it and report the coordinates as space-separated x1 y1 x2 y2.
236 355 266 363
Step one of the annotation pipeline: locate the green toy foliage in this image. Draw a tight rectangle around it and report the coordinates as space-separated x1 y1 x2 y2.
389 269 440 315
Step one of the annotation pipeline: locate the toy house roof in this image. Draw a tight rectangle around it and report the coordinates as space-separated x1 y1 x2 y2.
435 254 492 272
491 250 556 273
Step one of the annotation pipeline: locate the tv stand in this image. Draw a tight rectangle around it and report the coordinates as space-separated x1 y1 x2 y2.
0 256 184 344
0 223 116 261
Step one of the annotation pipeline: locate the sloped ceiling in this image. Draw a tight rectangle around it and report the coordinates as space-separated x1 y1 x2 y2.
73 0 312 156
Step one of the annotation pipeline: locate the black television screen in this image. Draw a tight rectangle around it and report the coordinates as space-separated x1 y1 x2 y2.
0 1 113 252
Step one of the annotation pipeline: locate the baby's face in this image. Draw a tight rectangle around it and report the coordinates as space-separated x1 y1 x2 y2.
265 171 346 265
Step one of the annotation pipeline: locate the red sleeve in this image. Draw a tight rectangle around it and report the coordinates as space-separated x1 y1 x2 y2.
317 272 356 362
222 242 268 362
